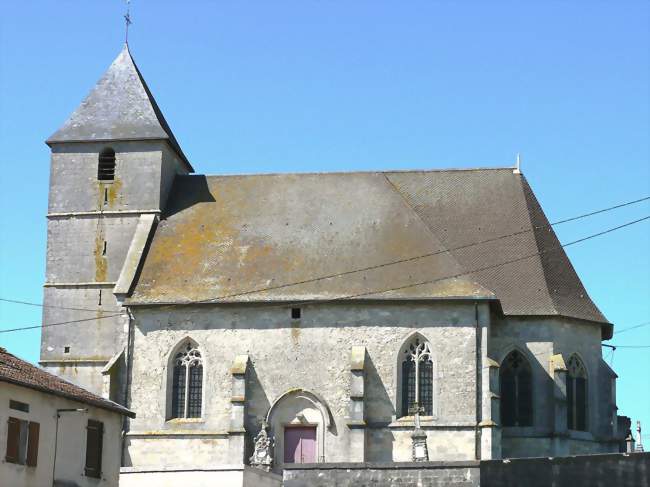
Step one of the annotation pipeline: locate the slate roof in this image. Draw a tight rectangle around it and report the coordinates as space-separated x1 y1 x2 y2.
0 347 135 418
47 44 192 171
127 168 610 335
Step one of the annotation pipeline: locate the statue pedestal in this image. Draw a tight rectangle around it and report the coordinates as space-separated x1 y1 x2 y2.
411 427 429 462
250 420 274 472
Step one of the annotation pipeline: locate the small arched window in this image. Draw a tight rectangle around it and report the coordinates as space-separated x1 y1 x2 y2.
567 355 587 431
98 148 116 181
500 350 533 427
400 336 434 417
171 343 203 419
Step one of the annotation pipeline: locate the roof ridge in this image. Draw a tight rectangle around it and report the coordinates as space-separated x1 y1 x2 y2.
180 166 517 179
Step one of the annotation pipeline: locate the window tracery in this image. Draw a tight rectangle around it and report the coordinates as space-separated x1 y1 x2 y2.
400 337 434 417
567 354 587 431
499 350 532 427
171 343 203 419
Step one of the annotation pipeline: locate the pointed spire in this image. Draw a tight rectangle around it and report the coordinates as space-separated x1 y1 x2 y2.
47 45 192 170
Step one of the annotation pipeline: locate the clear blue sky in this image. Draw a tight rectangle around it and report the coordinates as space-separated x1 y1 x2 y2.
1 1 648 438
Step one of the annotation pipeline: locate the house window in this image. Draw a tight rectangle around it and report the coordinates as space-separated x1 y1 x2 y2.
567 355 588 431
400 337 434 417
171 343 203 419
98 148 116 181
5 417 39 466
9 400 29 413
84 420 103 478
499 350 533 427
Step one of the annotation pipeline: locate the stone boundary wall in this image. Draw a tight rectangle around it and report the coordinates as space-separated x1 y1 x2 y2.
481 452 649 487
120 465 282 487
282 453 649 487
282 461 481 487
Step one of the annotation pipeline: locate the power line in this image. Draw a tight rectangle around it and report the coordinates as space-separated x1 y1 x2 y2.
0 298 108 313
1 215 647 335
291 215 650 307
1 194 647 313
0 313 123 334
614 321 650 335
191 203 650 304
550 195 649 225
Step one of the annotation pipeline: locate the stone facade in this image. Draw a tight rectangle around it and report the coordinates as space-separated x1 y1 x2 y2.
121 302 619 474
124 302 491 472
39 45 626 485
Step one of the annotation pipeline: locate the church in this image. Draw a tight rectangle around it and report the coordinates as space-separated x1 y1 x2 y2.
39 45 625 485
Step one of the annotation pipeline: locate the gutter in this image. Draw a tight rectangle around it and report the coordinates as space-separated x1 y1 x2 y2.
475 301 481 460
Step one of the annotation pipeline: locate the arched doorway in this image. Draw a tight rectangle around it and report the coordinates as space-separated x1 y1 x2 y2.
265 389 333 469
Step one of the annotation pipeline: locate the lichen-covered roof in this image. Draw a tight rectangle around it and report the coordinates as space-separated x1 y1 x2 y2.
0 347 135 418
127 168 608 331
47 44 192 171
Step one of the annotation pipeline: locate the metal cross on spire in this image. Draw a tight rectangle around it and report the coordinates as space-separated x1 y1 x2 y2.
124 0 133 44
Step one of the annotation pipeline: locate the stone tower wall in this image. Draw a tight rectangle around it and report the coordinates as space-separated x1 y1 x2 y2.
40 140 187 397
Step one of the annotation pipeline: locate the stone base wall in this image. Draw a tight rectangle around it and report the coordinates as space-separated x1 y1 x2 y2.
481 452 649 487
282 453 649 487
282 462 480 487
120 465 281 487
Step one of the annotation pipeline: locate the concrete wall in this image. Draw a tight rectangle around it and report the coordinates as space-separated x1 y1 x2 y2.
283 462 480 487
481 452 649 487
0 382 124 487
126 301 484 470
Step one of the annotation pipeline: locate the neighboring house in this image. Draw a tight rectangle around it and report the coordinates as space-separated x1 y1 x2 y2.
38 43 626 486
0 347 134 487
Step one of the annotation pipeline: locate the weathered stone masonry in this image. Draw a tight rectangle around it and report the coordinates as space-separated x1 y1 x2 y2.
39 45 628 485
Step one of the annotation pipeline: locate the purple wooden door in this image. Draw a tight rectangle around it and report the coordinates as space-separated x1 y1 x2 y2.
283 426 317 463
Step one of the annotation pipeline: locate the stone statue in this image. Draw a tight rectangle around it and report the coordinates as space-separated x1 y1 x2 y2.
250 420 274 471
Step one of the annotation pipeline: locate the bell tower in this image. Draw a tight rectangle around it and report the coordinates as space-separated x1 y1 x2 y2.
40 45 193 398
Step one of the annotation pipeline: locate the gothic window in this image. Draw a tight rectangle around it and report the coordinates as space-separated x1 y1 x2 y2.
499 350 533 427
171 343 203 419
400 337 434 417
98 148 116 181
567 355 587 431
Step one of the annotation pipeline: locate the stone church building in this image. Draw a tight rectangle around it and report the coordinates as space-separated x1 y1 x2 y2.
40 45 624 484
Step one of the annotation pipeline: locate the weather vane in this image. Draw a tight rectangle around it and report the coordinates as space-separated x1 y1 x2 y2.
124 0 133 44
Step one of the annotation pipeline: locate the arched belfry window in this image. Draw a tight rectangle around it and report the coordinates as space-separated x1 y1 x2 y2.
499 350 533 427
567 355 587 431
98 148 116 181
400 336 434 417
171 343 203 419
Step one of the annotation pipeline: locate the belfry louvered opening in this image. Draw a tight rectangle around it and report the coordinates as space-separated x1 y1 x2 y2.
97 148 116 181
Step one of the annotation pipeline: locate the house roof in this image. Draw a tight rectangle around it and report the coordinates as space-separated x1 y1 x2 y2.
127 167 610 335
46 44 192 171
0 347 135 418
